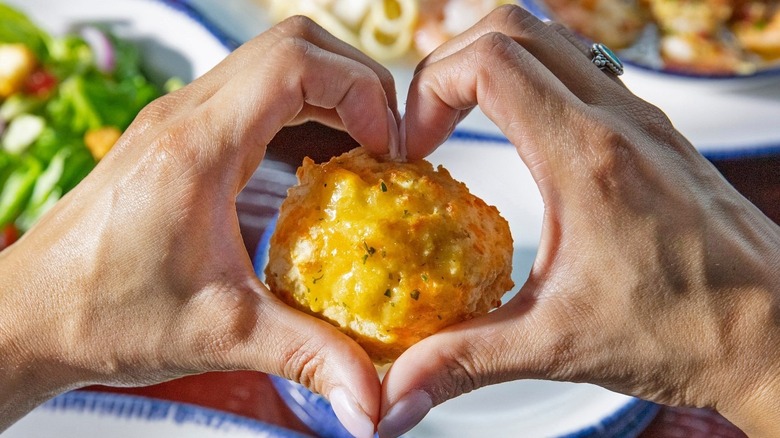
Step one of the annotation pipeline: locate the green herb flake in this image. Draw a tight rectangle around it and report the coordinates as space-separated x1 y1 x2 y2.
410 290 420 300
384 289 392 298
422 274 428 282
312 274 324 284
362 241 376 265
380 181 388 192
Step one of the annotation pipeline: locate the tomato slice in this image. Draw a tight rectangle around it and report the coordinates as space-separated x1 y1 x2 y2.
23 69 57 97
1 224 19 251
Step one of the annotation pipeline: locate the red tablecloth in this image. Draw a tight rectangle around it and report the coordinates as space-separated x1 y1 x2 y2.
90 122 778 437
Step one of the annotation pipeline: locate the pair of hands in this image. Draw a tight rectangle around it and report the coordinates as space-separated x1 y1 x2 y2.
1 5 779 437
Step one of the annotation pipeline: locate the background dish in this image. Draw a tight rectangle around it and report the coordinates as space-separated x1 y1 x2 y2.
2 391 308 438
254 135 660 438
190 0 780 159
519 0 780 80
7 0 232 84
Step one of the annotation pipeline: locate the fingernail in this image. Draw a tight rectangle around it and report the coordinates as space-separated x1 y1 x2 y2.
330 387 375 438
398 117 408 162
386 107 400 161
377 390 432 438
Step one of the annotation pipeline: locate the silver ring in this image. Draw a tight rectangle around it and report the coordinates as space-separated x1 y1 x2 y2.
591 43 624 76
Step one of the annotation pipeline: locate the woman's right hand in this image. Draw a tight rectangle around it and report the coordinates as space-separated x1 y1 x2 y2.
0 16 399 437
379 5 780 437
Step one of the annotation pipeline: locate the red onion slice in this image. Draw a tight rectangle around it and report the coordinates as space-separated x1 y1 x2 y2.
80 26 115 73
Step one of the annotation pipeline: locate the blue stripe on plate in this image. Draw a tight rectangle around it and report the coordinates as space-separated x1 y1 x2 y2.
157 0 241 50
270 376 355 438
270 374 659 438
450 129 780 161
559 398 661 438
42 391 310 437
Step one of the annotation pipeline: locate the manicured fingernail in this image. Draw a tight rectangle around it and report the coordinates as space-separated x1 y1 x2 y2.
386 107 400 161
398 118 408 162
377 390 432 438
330 387 375 438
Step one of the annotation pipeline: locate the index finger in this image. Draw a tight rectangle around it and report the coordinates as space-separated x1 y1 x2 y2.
402 5 631 161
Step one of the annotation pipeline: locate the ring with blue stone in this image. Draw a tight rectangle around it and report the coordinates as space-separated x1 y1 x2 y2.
591 43 624 76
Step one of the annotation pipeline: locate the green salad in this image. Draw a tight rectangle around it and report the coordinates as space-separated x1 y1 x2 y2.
0 3 181 248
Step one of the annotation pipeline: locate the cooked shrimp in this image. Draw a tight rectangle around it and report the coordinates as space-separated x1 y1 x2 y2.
659 32 753 73
414 0 514 56
542 0 648 49
732 1 780 61
645 0 734 35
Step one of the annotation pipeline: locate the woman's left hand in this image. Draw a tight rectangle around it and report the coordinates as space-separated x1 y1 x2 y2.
379 6 780 438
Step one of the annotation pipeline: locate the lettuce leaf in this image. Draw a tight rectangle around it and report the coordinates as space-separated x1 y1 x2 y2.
0 3 50 59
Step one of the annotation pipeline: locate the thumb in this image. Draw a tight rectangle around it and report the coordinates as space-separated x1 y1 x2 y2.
377 289 557 438
183 278 381 438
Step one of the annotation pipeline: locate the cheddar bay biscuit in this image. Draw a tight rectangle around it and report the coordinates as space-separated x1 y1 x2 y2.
265 147 514 363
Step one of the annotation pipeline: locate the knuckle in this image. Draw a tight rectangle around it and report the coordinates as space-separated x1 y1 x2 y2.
486 4 532 29
588 126 636 198
546 21 569 34
132 95 176 130
375 66 396 96
277 15 320 38
473 32 516 59
633 102 674 138
273 36 313 67
282 338 328 392
440 355 484 399
434 338 502 401
471 32 523 71
149 114 208 164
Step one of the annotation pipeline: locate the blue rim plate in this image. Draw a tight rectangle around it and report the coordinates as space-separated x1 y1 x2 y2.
4 391 309 437
252 135 661 438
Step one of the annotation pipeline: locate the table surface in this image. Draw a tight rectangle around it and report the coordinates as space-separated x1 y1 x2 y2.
85 121 780 437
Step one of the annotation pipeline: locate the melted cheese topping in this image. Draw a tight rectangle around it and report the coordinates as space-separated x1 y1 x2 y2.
266 147 513 363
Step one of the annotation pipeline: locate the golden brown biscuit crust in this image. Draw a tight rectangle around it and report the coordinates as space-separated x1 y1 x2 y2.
265 147 514 363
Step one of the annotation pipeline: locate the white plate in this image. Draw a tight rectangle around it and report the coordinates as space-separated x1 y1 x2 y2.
6 0 233 84
2 391 308 438
190 0 780 160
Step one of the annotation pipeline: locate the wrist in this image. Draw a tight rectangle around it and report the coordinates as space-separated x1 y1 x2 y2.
719 288 780 437
727 375 780 438
0 245 75 431
711 225 780 436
